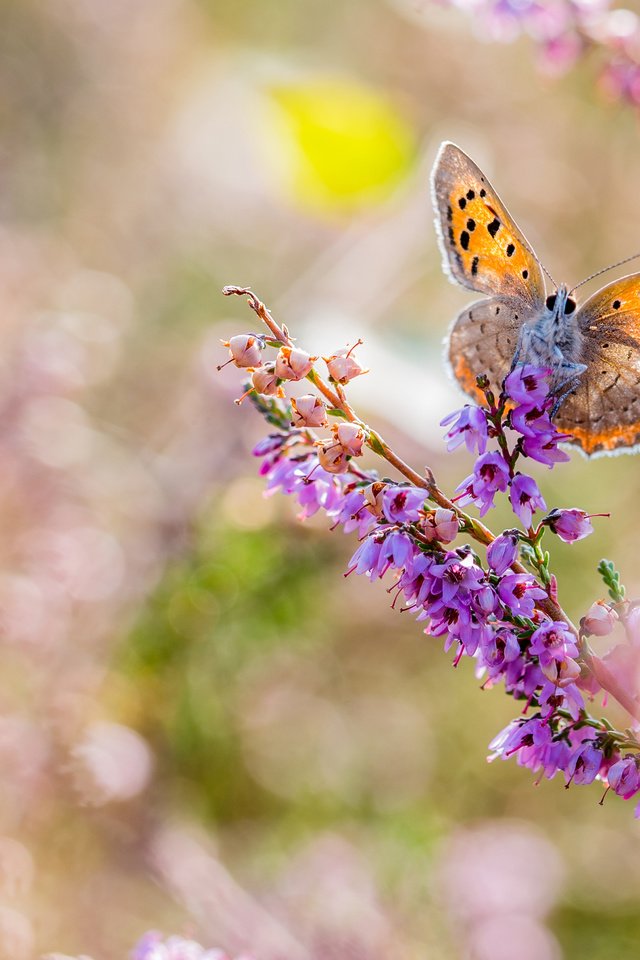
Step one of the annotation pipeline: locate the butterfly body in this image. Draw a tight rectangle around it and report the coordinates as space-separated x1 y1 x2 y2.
432 141 640 457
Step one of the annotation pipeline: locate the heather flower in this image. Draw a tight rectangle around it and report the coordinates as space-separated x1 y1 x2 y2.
429 553 485 604
377 530 416 575
529 620 578 666
566 740 603 786
607 755 640 799
332 422 365 457
521 430 571 466
455 452 510 516
487 531 519 575
346 535 384 578
539 654 581 687
509 473 547 527
423 507 459 544
324 346 368 383
504 364 552 406
133 931 237 960
274 345 316 381
220 333 264 368
335 488 378 537
497 573 547 617
441 405 488 455
582 599 618 636
291 394 327 427
315 439 350 474
382 485 426 524
510 403 555 438
251 363 283 397
545 507 594 542
252 433 289 458
363 481 387 518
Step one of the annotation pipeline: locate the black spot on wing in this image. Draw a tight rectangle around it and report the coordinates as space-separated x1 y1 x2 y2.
460 230 470 251
480 188 486 197
447 205 453 222
466 189 475 200
487 218 500 238
506 243 515 257
613 300 621 310
471 256 479 275
467 218 476 231
522 269 528 280
458 197 467 210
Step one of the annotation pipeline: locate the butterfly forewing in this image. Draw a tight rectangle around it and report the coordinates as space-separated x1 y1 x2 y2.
432 142 545 306
448 297 528 403
555 274 640 455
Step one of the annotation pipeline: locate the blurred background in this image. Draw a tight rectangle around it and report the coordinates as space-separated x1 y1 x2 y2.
2 0 640 957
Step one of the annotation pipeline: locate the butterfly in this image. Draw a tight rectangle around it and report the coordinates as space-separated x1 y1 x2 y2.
431 140 640 457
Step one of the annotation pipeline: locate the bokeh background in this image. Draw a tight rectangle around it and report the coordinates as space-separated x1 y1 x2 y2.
2 1 640 957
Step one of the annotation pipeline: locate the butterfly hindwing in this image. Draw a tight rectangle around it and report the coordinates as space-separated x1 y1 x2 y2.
432 142 545 306
555 273 640 455
448 296 530 403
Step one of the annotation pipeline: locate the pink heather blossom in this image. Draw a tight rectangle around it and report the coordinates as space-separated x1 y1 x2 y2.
545 507 595 542
332 422 365 457
220 333 263 368
251 363 283 397
582 600 618 636
274 345 316 381
324 347 368 383
315 440 350 474
290 394 327 427
423 508 459 543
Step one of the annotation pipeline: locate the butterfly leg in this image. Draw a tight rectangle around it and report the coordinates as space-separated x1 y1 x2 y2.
550 361 587 416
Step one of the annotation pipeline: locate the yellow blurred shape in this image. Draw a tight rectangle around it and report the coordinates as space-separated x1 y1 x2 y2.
265 77 415 213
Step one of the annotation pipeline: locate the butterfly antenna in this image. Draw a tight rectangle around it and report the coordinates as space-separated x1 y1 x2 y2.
570 251 640 294
540 261 556 289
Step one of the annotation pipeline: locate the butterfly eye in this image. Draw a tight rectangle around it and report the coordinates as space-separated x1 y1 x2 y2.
564 298 577 315
545 294 557 311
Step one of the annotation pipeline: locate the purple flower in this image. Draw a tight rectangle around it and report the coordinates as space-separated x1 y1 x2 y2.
441 404 488 455
497 573 547 617
566 740 603 786
377 530 416 576
346 535 384 578
529 620 578 666
429 553 484 603
335 489 378 538
510 404 554 438
545 507 594 543
487 531 519 575
252 433 289 457
455 451 510 516
521 431 570 466
509 473 546 528
479 625 521 677
382 485 426 524
504 364 552 407
608 755 640 800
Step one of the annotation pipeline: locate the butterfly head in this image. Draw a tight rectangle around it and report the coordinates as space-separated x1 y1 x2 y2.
545 285 577 320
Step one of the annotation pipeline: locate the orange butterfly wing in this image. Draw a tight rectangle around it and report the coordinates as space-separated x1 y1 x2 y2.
556 273 640 456
431 142 545 308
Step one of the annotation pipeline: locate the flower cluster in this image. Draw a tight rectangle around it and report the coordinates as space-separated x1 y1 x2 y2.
220 286 640 817
443 0 640 109
133 931 252 960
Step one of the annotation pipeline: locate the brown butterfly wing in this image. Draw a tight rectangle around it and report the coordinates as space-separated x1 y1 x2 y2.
448 297 529 404
555 274 640 456
431 142 546 306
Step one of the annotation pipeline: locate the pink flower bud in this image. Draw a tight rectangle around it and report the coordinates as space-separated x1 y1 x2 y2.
332 422 365 457
290 394 327 427
423 508 458 543
252 363 284 397
582 600 618 637
316 440 349 474
274 346 315 381
540 655 581 687
324 347 368 384
363 481 386 518
545 508 594 543
221 334 263 368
